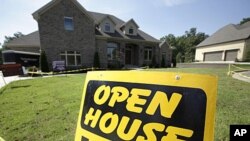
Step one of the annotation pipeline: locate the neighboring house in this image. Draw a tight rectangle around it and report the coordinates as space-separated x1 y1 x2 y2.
3 0 172 69
2 31 40 67
195 21 250 62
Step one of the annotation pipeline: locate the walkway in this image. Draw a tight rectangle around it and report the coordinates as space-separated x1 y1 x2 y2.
232 71 250 83
0 75 33 89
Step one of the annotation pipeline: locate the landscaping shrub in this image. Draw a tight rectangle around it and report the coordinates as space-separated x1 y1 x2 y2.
93 52 100 68
40 50 49 72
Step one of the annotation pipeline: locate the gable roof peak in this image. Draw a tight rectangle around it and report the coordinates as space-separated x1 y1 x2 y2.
96 14 116 25
159 39 168 47
32 0 94 22
121 18 139 28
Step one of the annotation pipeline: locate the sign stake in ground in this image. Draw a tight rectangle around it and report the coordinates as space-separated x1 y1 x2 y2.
75 71 218 141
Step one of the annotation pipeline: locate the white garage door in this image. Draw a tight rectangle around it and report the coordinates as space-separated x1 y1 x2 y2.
225 50 238 61
204 51 223 61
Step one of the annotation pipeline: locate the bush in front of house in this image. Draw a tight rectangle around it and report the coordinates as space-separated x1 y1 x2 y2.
40 50 49 72
93 52 100 68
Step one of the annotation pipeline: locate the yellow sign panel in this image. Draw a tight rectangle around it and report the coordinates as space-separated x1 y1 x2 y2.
75 71 217 141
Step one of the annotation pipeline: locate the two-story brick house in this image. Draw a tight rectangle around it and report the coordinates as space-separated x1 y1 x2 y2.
3 0 172 69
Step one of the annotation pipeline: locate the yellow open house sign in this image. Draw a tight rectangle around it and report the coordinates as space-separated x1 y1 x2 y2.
75 71 217 141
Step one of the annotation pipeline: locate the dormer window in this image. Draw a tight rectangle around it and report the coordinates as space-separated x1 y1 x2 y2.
121 19 139 36
105 23 111 32
64 17 74 31
129 27 134 34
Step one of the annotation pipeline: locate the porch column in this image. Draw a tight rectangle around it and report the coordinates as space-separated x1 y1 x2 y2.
138 44 144 66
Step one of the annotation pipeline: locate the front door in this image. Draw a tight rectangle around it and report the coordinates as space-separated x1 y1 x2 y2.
125 48 132 65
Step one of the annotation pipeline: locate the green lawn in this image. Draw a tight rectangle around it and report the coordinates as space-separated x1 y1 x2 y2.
0 68 249 141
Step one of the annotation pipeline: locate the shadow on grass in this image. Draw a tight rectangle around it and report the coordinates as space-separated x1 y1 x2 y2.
10 85 31 89
0 83 31 96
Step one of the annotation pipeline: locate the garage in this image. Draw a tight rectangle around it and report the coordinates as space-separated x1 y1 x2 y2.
225 50 238 61
204 51 223 61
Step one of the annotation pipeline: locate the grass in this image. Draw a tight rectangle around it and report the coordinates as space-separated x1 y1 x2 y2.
0 68 250 141
0 75 85 141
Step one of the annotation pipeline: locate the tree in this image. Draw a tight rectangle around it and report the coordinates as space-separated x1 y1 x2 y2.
239 17 250 25
183 28 209 62
0 48 3 64
161 28 208 63
93 52 100 68
161 34 178 66
40 50 49 72
3 32 24 47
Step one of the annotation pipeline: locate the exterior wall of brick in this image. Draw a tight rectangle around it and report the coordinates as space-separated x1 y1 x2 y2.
96 38 161 68
95 38 107 68
38 0 95 70
36 0 167 69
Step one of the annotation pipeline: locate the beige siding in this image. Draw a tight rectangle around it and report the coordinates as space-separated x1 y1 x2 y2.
195 40 246 62
99 18 115 33
123 22 138 36
243 38 250 61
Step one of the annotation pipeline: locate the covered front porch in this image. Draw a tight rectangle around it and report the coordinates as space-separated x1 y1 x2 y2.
124 43 140 66
106 41 158 68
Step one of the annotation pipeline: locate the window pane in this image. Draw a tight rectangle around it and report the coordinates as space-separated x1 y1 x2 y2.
64 17 74 31
105 23 110 32
144 50 148 60
129 28 133 34
144 47 153 61
107 48 114 60
149 50 152 60
67 51 74 54
76 56 81 66
60 55 66 61
112 48 117 59
107 42 118 48
162 52 166 60
67 55 75 66
107 42 119 60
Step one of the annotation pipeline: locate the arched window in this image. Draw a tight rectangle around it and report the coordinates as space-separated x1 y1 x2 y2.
107 42 119 60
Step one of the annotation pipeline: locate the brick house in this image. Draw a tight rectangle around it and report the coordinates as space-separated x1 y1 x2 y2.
3 0 172 69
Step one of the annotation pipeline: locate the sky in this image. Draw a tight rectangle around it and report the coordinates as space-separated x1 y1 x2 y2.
0 0 249 47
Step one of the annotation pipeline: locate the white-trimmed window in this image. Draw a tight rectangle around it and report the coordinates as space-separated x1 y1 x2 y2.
129 27 134 34
64 17 74 31
105 23 111 32
162 52 166 60
144 47 152 61
60 51 81 66
107 42 119 60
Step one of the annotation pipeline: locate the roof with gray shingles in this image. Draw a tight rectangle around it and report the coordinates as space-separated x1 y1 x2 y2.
5 31 40 47
6 11 159 48
197 21 250 47
90 11 159 42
